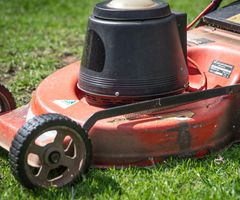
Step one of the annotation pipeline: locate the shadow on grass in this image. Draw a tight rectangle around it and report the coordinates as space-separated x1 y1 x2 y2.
0 148 121 199
28 171 122 199
0 148 8 159
159 144 240 170
1 144 240 198
125 144 240 175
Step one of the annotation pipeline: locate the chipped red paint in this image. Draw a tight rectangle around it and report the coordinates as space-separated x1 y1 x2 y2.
1 26 240 167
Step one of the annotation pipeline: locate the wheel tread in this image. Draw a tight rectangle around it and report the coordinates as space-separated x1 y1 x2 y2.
9 113 92 189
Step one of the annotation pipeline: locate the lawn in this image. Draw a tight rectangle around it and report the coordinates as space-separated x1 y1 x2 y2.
0 0 239 199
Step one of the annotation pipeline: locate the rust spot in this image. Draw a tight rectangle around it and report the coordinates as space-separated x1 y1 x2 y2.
165 123 191 150
177 123 191 150
107 110 195 124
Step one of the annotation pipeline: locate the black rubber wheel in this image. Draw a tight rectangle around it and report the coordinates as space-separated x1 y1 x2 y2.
0 84 16 113
9 114 92 188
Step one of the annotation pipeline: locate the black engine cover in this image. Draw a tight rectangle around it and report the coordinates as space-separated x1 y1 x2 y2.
79 0 188 107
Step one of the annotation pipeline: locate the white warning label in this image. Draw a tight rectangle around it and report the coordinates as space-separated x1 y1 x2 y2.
53 100 79 109
209 61 234 79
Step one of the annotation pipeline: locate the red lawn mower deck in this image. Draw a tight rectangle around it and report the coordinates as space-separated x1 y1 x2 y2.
1 0 240 189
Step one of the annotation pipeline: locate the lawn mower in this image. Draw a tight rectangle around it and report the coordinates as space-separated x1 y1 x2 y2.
1 0 240 189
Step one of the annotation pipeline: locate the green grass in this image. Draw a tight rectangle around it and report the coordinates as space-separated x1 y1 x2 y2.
0 0 239 199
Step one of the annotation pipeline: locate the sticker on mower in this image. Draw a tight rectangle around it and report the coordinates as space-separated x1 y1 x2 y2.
53 100 79 109
227 14 240 24
209 61 234 79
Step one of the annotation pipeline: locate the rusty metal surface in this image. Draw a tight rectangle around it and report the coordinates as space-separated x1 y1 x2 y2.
0 106 28 150
1 26 240 167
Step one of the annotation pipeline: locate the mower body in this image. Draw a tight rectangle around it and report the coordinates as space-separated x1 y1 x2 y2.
1 22 240 167
1 1 240 189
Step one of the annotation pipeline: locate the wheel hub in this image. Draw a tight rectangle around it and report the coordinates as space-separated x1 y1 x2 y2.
48 151 61 164
44 147 62 167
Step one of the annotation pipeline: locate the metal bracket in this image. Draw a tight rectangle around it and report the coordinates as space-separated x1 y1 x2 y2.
83 84 240 132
